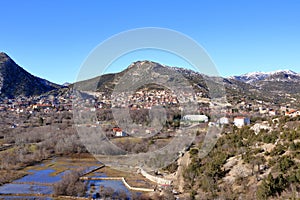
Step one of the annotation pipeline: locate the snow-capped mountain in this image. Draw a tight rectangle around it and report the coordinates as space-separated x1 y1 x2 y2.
228 69 300 99
230 70 300 84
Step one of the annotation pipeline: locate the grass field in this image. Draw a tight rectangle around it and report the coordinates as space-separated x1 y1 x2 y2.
25 155 101 176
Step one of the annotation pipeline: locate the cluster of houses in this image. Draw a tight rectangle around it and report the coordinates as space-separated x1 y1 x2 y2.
111 89 180 109
182 114 251 128
110 114 253 137
76 87 300 122
0 94 73 114
229 99 300 117
108 86 211 111
2 88 300 135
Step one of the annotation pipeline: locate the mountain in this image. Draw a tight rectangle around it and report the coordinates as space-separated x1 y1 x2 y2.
73 61 300 107
0 52 62 98
230 70 300 84
1 52 298 106
229 70 300 100
73 60 210 97
72 60 275 106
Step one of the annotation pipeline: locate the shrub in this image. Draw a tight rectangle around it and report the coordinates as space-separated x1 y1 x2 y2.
53 169 86 196
279 156 294 173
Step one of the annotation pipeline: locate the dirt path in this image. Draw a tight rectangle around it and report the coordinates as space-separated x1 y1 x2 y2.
173 152 191 193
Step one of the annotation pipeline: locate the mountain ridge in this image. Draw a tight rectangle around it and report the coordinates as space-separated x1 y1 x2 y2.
0 52 62 98
229 69 299 84
1 52 300 104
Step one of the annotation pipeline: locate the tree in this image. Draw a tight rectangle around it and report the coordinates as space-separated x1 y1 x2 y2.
53 169 86 196
279 156 294 173
257 173 287 199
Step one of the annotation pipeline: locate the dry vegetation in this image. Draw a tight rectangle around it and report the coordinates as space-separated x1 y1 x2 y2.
0 111 87 185
182 116 300 199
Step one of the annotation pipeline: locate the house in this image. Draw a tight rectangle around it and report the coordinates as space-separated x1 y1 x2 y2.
234 116 250 127
285 109 300 117
218 117 229 125
280 106 288 113
183 115 208 123
112 128 126 137
268 109 277 116
259 107 268 114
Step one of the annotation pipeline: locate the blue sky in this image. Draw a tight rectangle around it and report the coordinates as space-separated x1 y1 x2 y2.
1 0 300 84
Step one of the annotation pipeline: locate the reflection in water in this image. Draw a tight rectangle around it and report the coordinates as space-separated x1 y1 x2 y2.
0 183 52 194
14 169 65 183
0 196 52 200
87 179 129 194
0 161 138 199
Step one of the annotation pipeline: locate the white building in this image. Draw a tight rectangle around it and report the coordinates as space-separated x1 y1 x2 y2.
183 115 208 123
234 117 250 127
268 110 277 116
218 117 229 125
